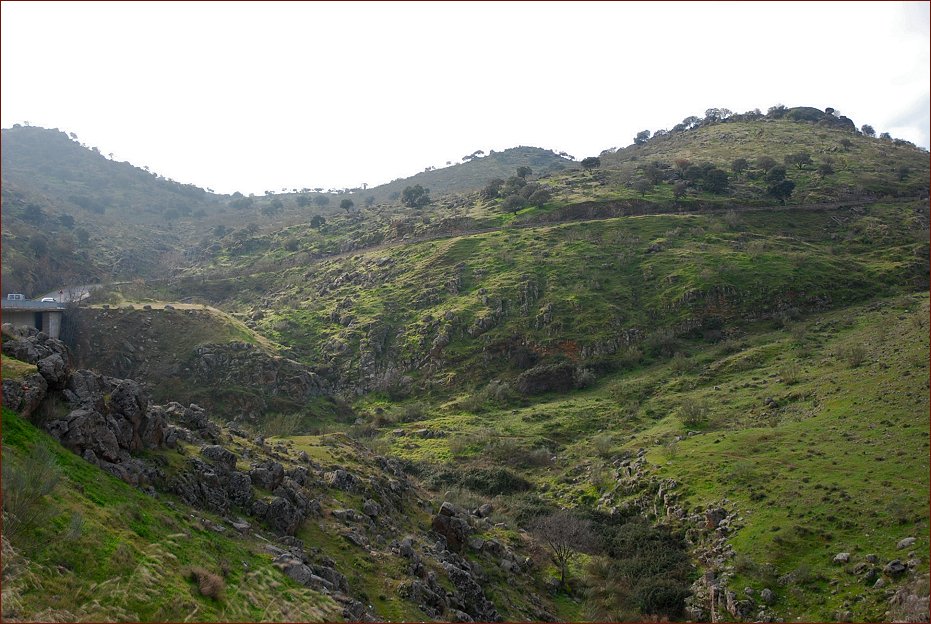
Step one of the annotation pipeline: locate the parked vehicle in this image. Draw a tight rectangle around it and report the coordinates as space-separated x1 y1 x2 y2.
6 293 25 300
40 297 56 302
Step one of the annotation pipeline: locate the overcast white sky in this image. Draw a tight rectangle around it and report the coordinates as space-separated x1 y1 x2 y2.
2 1 928 195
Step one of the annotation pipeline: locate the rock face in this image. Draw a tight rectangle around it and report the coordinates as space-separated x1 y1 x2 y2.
190 341 328 404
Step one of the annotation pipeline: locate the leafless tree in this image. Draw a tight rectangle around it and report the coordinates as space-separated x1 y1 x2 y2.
530 510 597 590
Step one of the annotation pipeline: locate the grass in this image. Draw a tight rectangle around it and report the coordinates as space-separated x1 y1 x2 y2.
363 293 928 620
1 354 37 380
1 407 340 622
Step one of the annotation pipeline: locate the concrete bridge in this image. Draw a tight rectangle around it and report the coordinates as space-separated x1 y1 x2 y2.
1 299 67 339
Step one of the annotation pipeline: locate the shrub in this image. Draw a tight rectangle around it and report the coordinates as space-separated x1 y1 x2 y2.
424 465 532 496
516 360 576 395
837 344 867 368
592 433 613 457
189 567 225 600
670 352 697 375
679 398 709 427
2 443 61 544
779 362 802 385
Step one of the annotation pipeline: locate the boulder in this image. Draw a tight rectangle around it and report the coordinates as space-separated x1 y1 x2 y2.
250 461 285 490
897 537 917 550
324 469 358 492
263 496 304 535
399 537 415 559
362 499 381 518
201 445 237 469
884 560 908 577
2 373 48 418
36 354 68 389
226 471 254 508
760 588 775 604
47 408 121 462
432 504 471 553
833 552 851 564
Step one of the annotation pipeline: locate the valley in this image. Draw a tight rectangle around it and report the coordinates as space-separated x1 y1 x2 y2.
2 107 929 622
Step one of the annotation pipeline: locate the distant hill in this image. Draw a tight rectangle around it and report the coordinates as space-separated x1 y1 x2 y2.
361 146 574 201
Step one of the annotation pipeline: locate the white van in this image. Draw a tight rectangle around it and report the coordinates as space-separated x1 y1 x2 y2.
6 293 25 300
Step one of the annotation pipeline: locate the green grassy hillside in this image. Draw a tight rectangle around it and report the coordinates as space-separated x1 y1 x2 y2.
369 293 929 621
1 407 339 622
178 200 927 399
3 107 928 622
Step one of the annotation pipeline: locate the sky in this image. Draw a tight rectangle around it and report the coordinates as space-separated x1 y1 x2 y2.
2 1 928 195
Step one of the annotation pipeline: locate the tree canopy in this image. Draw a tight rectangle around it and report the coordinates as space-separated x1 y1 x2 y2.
401 184 431 208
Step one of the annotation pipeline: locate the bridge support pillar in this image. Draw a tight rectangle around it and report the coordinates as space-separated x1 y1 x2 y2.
41 311 62 339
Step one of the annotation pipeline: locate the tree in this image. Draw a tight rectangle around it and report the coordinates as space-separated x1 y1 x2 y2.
502 195 528 214
580 156 601 172
313 195 330 207
229 195 254 210
879 132 892 140
340 198 355 213
674 159 691 176
861 124 876 137
310 215 326 229
767 179 795 204
75 228 90 245
401 184 431 208
817 163 835 177
756 155 778 172
784 151 813 169
516 166 532 179
702 168 729 194
681 116 700 130
482 178 505 200
641 162 665 185
673 181 688 200
57 213 75 229
503 176 527 195
632 179 653 197
764 165 787 184
528 188 552 206
364 195 376 208
296 194 312 208
731 158 749 176
634 130 651 145
530 510 596 590
839 138 853 151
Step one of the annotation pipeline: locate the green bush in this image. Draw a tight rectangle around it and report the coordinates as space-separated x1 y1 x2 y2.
2 443 61 544
679 398 709 427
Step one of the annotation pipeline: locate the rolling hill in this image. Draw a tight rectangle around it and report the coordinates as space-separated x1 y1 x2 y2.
2 105 928 622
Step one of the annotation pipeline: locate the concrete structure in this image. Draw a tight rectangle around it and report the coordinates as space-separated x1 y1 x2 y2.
1 300 67 339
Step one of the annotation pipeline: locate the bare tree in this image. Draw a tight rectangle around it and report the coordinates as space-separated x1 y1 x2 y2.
530 510 597 590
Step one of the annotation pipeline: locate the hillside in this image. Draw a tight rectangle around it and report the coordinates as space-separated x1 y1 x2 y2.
2 106 929 622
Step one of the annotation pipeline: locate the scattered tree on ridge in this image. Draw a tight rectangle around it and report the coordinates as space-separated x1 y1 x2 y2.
581 156 601 172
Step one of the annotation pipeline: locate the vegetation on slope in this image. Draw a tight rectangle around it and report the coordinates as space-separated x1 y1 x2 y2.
1 407 339 622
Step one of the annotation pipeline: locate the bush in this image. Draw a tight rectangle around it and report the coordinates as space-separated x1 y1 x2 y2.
424 465 532 496
837 344 867 368
189 567 225 600
586 519 694 620
679 398 709 427
459 380 515 413
2 443 61 544
516 360 576 394
592 433 613 457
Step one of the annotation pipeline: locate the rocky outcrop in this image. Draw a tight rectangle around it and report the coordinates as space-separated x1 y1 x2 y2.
2 373 48 418
431 502 471 554
190 341 327 404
